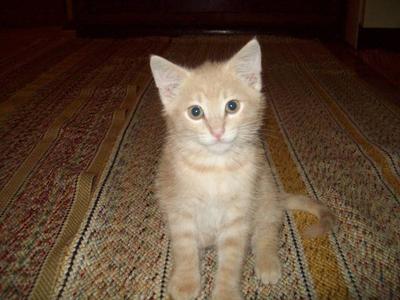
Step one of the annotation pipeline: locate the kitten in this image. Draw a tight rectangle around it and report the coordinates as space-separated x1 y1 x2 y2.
150 38 334 300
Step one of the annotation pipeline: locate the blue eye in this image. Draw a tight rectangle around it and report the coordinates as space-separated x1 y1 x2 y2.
226 100 240 113
188 105 204 119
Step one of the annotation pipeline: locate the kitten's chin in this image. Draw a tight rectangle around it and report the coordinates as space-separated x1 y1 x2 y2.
205 142 233 154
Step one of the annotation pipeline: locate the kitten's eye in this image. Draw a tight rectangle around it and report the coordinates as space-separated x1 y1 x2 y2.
188 105 204 120
225 100 240 114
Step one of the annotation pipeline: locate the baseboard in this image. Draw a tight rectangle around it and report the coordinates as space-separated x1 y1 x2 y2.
358 27 400 50
74 22 339 39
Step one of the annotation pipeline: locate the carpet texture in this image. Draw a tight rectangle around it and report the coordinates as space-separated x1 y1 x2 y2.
55 36 399 299
1 34 399 299
0 31 170 299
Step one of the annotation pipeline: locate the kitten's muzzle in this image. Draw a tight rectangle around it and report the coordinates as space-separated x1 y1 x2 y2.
210 127 225 141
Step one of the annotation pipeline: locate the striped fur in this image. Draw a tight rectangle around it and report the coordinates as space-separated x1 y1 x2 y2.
151 39 334 300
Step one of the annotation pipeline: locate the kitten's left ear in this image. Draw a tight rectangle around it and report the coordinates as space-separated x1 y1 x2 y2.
227 38 262 91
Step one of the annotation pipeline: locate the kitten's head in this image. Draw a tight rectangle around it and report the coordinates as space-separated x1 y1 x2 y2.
150 38 264 154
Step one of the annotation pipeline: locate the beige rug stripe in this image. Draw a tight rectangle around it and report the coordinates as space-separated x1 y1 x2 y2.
265 105 350 298
29 172 96 300
30 38 171 299
31 72 156 299
29 86 138 300
86 85 138 187
30 87 136 299
0 41 93 123
87 70 152 187
0 89 91 214
298 63 400 195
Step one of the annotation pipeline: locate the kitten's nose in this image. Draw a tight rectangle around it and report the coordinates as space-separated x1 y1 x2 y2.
211 128 225 140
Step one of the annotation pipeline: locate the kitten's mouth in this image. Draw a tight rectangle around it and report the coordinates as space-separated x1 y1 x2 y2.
197 130 238 153
203 140 234 154
199 136 235 146
208 143 232 153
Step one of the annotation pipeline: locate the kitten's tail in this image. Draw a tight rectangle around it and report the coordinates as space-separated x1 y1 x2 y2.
281 193 336 238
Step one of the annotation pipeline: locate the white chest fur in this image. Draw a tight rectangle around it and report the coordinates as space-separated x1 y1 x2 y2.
176 157 256 247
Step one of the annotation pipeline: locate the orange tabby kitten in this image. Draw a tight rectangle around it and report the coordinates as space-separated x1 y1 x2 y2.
150 38 334 300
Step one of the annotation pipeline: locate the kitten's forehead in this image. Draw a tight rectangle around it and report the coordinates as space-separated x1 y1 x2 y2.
186 62 238 99
192 88 232 108
194 89 230 103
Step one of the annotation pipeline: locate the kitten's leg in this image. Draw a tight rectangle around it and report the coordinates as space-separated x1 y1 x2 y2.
212 215 249 300
252 174 283 285
167 211 200 300
252 212 282 284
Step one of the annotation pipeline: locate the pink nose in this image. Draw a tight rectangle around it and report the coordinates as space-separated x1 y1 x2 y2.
211 128 225 140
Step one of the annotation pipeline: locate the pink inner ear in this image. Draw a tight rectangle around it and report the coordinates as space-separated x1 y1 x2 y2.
245 73 257 85
162 84 179 98
163 87 173 98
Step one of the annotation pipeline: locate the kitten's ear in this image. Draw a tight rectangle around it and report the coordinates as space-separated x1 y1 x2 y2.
150 55 188 105
227 38 262 91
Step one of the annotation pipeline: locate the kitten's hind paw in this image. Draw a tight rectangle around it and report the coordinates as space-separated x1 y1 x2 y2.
212 287 243 300
255 256 282 285
168 273 200 300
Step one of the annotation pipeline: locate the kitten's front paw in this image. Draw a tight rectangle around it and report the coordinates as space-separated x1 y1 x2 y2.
255 255 282 285
168 272 200 300
212 287 243 300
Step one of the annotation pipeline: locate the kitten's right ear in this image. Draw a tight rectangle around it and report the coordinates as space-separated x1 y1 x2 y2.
150 55 188 106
